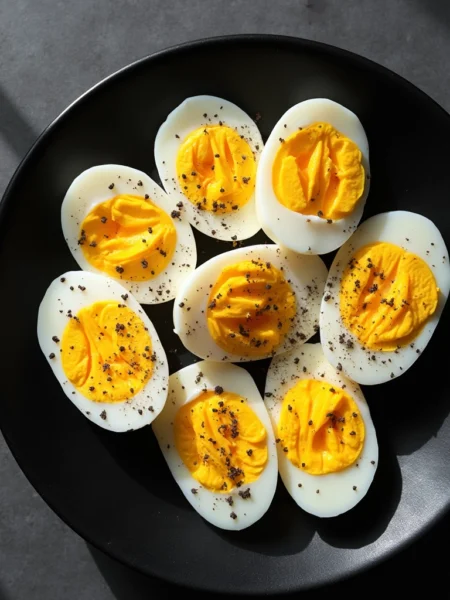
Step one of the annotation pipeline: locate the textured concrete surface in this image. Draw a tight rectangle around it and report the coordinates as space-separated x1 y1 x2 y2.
1 1 450 598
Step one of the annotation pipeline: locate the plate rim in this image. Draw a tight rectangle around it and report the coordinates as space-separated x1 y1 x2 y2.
1 33 449 593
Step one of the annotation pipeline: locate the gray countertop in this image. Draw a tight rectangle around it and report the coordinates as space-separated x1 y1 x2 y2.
1 1 449 598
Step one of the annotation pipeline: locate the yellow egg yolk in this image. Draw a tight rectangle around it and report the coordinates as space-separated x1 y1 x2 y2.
176 125 256 213
207 260 296 358
272 122 365 220
278 379 365 475
340 242 439 351
61 300 153 402
174 390 268 492
79 194 177 281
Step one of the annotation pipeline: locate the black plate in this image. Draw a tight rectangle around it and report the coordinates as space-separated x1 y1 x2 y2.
1 35 449 594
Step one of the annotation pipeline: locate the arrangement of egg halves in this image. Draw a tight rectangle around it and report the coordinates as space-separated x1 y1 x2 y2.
37 92 450 530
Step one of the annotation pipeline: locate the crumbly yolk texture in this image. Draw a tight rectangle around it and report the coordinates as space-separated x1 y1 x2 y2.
61 300 153 402
340 242 439 351
79 194 177 281
176 125 256 213
278 379 364 475
174 390 268 492
207 260 296 358
272 122 365 220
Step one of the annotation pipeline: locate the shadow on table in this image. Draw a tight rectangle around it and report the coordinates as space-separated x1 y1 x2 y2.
0 582 12 600
0 87 38 160
415 0 450 27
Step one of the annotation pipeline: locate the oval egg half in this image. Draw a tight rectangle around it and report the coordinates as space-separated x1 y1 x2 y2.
37 271 169 432
155 95 263 241
173 244 328 362
256 99 370 255
152 361 278 530
61 164 197 304
265 343 378 517
320 211 450 385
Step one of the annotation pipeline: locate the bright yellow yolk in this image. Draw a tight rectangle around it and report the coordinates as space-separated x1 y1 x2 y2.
272 122 365 220
207 260 296 358
176 125 256 213
174 390 268 492
79 194 177 281
278 379 365 475
61 300 153 402
340 242 439 351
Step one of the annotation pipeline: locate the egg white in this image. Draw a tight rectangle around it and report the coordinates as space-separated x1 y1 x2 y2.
256 99 370 255
265 343 378 517
37 271 169 432
173 244 328 362
320 211 450 385
154 95 263 241
61 164 197 304
152 361 278 531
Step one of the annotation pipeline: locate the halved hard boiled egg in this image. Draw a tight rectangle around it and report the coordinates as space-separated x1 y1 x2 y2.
37 271 169 431
155 95 263 241
320 211 450 385
265 343 378 517
173 244 328 362
61 165 197 304
152 361 278 530
256 99 370 255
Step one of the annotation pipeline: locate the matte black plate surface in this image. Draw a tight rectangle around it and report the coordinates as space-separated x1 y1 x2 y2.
1 35 449 594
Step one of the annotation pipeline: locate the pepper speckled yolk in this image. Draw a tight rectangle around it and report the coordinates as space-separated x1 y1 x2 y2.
272 122 365 220
176 125 256 213
79 194 177 281
174 390 268 492
207 260 296 357
61 300 153 402
340 242 439 351
278 379 364 475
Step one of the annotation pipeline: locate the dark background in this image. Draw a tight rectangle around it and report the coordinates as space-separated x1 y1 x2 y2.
0 1 449 598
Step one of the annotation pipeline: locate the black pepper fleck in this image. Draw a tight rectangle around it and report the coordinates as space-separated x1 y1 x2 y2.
238 488 251 499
